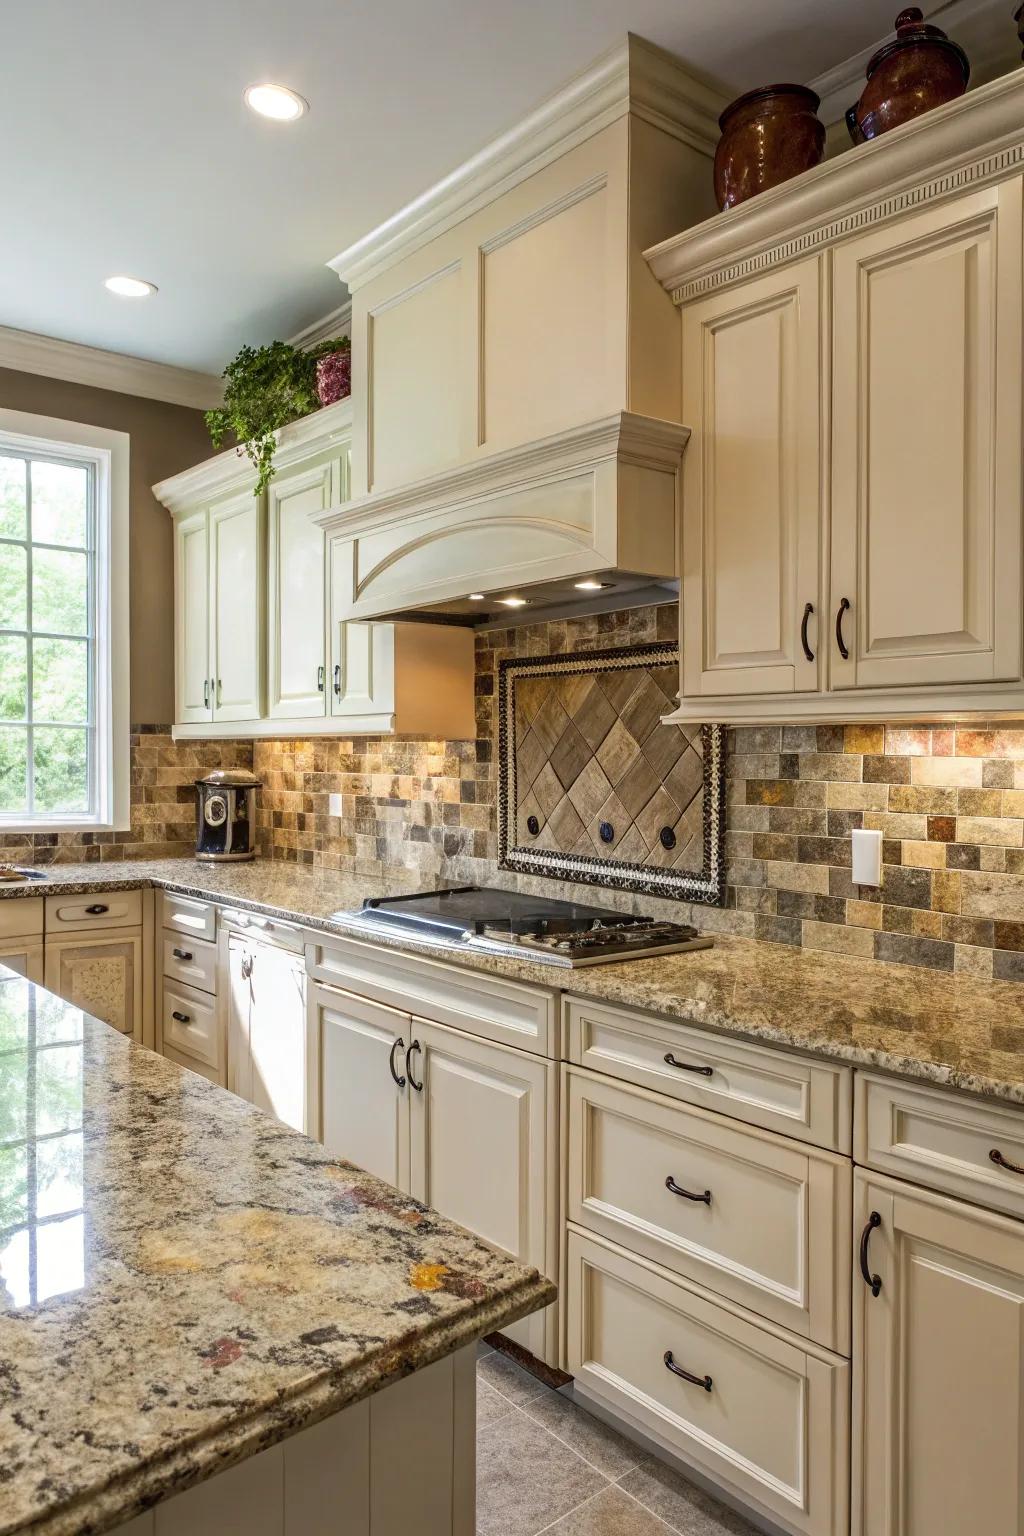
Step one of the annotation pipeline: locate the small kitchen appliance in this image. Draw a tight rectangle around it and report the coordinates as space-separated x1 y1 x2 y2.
338 887 712 968
194 770 260 862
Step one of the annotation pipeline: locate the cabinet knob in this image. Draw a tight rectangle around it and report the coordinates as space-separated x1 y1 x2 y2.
171 1010 190 1024
172 948 193 962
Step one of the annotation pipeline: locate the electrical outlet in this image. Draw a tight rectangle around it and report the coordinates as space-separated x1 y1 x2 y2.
851 827 883 886
328 793 343 817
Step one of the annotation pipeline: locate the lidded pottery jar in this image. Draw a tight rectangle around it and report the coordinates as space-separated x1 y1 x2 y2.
714 85 825 211
846 8 969 144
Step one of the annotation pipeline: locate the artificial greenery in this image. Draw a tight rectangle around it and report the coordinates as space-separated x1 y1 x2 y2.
205 335 350 495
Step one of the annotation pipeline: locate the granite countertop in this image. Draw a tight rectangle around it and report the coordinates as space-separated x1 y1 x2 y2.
0 977 552 1536
7 857 1024 1104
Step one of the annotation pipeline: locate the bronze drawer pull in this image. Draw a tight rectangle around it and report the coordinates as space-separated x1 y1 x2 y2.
859 1210 882 1297
85 903 109 915
666 1175 711 1205
172 948 193 962
406 1040 423 1092
800 601 815 663
388 1037 406 1088
990 1148 1024 1176
835 597 851 660
171 1010 190 1024
663 1351 712 1392
664 1052 713 1078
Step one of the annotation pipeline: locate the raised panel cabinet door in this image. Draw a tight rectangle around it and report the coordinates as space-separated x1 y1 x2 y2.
174 509 212 723
210 488 263 723
680 257 823 700
0 941 44 984
224 931 254 1103
319 987 411 1191
45 934 143 1040
831 179 1024 690
407 1019 555 1359
247 943 309 1134
267 460 330 720
328 538 396 723
853 1171 1024 1536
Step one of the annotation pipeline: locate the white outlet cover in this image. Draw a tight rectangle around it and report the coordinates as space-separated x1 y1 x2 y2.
851 827 883 887
328 793 343 818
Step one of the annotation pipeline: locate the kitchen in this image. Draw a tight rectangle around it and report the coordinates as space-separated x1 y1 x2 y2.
4 3 1024 1534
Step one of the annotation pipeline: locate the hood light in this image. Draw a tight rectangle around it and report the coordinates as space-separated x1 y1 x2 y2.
499 596 527 608
468 593 485 601
573 579 611 591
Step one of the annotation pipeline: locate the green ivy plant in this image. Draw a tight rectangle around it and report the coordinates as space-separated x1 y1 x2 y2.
205 335 350 495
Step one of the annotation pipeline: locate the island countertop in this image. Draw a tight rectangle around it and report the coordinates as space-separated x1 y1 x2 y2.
0 975 553 1536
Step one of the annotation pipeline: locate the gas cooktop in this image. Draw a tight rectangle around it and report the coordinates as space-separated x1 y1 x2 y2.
337 887 712 968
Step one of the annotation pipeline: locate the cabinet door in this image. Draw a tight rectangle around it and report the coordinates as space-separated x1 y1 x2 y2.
0 940 43 984
267 460 330 720
318 986 410 1190
225 931 255 1103
45 933 143 1040
210 488 263 723
831 180 1023 690
407 1018 554 1359
680 257 823 699
174 509 212 723
328 540 396 723
248 943 309 1133
853 1170 1024 1536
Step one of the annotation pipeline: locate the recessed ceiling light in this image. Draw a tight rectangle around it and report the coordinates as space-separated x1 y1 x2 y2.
468 593 485 601
499 596 528 608
573 579 611 591
244 83 308 121
104 275 157 298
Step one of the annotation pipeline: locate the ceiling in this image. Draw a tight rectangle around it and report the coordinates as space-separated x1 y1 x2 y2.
0 0 1006 377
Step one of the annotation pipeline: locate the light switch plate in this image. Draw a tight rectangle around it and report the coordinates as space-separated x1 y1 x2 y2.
851 827 883 887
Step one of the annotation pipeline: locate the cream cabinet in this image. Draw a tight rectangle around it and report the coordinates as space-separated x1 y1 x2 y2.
853 1170 1024 1536
45 933 144 1040
0 940 44 983
318 985 410 1187
224 925 311 1136
174 507 213 726
172 490 263 727
649 74 1024 722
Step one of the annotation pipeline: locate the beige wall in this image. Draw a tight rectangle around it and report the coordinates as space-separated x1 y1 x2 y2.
0 366 212 723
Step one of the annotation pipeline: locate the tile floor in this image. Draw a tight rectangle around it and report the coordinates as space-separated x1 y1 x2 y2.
475 1345 763 1536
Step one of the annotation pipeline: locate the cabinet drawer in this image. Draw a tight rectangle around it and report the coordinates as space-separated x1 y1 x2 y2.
162 932 218 995
566 1230 849 1536
308 934 557 1055
162 1040 224 1088
855 1073 1024 1221
162 981 220 1071
565 995 851 1151
0 897 43 940
46 890 142 933
567 1068 850 1351
161 892 217 943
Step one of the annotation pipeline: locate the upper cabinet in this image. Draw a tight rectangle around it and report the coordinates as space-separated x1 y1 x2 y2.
319 36 725 621
155 400 476 741
648 71 1024 724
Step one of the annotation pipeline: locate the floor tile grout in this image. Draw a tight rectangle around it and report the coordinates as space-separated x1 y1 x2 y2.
611 1476 688 1536
518 1396 642 1481
530 1483 610 1536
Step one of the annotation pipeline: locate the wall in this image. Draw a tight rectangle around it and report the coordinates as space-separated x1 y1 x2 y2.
0 366 213 723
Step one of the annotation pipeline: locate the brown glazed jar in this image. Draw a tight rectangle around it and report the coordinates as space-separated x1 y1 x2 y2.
714 85 825 211
846 8 969 144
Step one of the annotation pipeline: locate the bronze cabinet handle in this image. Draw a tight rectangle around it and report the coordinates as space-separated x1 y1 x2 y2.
406 1040 423 1092
666 1175 711 1205
204 679 210 709
333 664 342 697
317 665 326 692
800 602 815 663
85 903 109 915
388 1036 406 1088
172 948 193 962
171 1010 190 1024
990 1148 1024 1176
859 1210 882 1296
835 597 851 660
664 1052 713 1078
663 1351 712 1392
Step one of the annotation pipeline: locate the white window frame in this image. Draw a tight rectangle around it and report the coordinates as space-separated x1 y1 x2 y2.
0 408 129 832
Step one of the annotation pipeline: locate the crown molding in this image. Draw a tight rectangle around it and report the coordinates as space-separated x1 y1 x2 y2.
0 323 222 411
327 34 727 292
645 67 1024 302
288 300 353 351
153 396 353 514
314 410 690 539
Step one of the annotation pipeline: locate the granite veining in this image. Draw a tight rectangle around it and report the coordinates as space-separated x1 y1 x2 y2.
5 855 1024 1104
0 978 552 1536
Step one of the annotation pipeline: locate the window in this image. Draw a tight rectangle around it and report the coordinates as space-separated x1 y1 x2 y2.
0 411 128 830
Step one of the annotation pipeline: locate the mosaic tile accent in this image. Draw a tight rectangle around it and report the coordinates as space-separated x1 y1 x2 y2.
499 644 724 902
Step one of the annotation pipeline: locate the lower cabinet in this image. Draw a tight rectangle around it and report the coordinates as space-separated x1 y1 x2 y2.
45 932 144 1040
225 928 311 1135
316 981 557 1363
853 1169 1024 1536
0 939 44 984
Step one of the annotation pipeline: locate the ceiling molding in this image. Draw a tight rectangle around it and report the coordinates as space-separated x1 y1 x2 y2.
288 300 353 351
0 324 222 411
328 33 728 291
809 0 1020 128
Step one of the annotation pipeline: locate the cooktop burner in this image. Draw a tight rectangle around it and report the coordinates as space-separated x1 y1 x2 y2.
340 887 712 967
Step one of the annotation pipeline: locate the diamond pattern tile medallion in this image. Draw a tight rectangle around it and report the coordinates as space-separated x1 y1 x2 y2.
499 643 725 904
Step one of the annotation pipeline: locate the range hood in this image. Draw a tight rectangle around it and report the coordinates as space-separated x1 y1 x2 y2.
314 411 689 624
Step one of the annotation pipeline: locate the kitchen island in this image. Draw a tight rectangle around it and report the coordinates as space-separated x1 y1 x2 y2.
0 972 553 1536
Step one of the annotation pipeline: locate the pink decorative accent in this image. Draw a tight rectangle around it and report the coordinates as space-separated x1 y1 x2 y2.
316 349 351 406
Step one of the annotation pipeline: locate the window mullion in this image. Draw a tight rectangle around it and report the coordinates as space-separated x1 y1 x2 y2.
25 467 33 820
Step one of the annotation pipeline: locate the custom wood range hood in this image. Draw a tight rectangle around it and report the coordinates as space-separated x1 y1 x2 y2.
317 34 726 623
